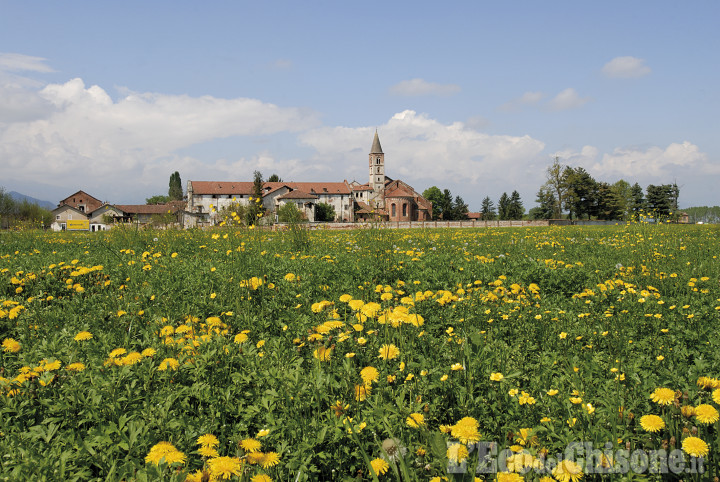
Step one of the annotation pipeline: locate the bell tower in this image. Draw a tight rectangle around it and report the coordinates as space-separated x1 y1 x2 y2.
369 130 385 197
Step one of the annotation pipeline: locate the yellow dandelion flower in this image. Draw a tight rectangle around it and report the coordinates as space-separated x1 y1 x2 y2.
378 344 399 360
260 451 280 469
370 457 389 475
355 383 371 401
240 438 262 453
141 348 157 358
694 404 719 424
451 417 480 444
207 456 243 479
2 338 21 353
490 372 503 381
74 331 93 341
639 414 665 432
446 443 469 464
158 358 179 371
406 413 425 428
360 366 379 384
552 459 583 482
682 436 709 457
109 348 126 358
650 387 675 405
313 346 332 362
197 433 219 448
251 474 272 482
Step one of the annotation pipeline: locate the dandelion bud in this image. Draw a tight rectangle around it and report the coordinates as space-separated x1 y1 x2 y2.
625 441 631 450
669 436 676 447
661 439 668 450
691 426 698 436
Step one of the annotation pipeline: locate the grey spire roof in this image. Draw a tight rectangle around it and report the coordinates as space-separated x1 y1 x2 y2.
370 130 383 154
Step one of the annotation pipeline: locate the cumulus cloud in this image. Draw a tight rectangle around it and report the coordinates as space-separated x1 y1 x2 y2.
0 77 319 201
591 141 707 178
299 110 545 187
602 56 651 78
389 78 461 96
547 88 591 111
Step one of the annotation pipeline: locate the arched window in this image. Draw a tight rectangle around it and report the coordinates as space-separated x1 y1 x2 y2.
402 204 407 217
391 203 396 217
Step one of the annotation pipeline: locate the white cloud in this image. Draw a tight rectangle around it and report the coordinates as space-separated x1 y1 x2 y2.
591 141 707 178
602 56 651 79
499 91 545 111
0 77 320 201
547 88 591 111
0 52 55 73
299 110 545 188
389 78 461 96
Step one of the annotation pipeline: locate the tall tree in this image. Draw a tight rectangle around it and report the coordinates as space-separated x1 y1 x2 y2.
449 195 469 220
168 172 183 201
480 196 496 220
611 180 631 220
498 192 510 220
646 184 677 220
422 187 445 220
246 171 265 225
628 182 645 220
530 187 556 219
542 156 567 218
267 173 283 182
594 182 624 220
507 190 525 220
564 167 596 220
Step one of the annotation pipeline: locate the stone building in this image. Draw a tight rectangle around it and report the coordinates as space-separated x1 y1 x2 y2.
184 131 432 225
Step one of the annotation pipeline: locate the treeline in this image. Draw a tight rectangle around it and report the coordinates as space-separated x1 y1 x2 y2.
531 158 680 221
684 206 720 224
0 188 53 229
422 186 526 221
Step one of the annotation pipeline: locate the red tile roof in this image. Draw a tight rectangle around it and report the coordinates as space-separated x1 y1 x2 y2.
191 181 352 196
116 203 184 214
277 190 318 200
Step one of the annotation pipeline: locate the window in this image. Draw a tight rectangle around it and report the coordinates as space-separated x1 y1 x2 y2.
56 215 60 220
391 204 396 217
403 204 407 217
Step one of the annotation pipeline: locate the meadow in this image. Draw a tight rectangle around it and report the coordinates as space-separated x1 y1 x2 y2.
1 223 719 481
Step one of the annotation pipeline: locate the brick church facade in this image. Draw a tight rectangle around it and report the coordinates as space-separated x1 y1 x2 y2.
349 131 432 222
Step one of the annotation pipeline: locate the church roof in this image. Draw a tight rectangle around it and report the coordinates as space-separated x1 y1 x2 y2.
370 130 383 154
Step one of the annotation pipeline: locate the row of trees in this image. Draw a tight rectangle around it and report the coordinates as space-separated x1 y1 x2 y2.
480 191 525 220
0 188 53 229
532 158 680 221
421 187 469 220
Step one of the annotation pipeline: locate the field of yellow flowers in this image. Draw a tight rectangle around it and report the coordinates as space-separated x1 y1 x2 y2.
1 223 719 481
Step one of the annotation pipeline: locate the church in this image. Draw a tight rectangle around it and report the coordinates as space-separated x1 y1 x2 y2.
349 131 432 222
185 131 432 225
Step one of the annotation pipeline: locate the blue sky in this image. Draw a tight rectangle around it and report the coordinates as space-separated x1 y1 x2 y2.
1 1 718 209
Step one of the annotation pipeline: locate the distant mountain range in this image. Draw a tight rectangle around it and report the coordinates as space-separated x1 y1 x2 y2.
9 191 56 210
